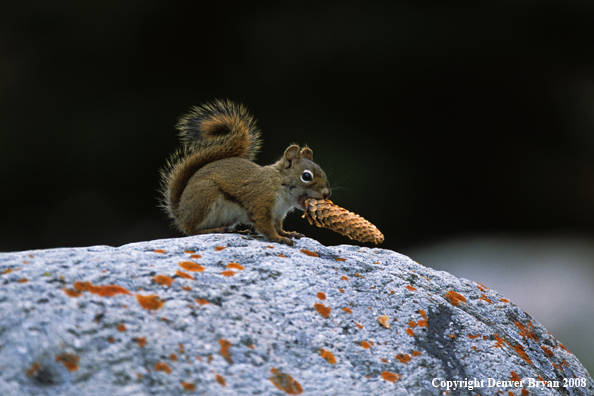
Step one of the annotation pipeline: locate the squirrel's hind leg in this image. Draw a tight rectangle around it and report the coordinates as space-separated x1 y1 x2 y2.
178 178 249 234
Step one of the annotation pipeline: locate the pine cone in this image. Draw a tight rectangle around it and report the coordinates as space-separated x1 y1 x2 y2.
302 199 384 245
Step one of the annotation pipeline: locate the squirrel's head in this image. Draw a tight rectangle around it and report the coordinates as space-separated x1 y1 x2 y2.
278 145 331 210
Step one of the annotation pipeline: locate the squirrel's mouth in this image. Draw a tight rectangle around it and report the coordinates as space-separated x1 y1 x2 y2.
297 194 309 210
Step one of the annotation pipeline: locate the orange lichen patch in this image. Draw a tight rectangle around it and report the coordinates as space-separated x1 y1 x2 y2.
219 339 233 364
445 290 466 306
515 344 533 364
510 371 522 382
116 324 127 332
354 322 363 329
377 315 390 328
515 321 539 342
320 348 337 364
1 268 13 275
314 303 331 318
153 249 166 254
180 381 196 391
63 288 82 297
417 320 428 328
480 294 492 304
195 298 209 305
559 343 571 353
300 249 319 257
55 353 79 372
406 328 415 336
395 353 412 364
279 254 287 258
176 270 195 280
153 275 174 287
406 285 417 291
468 334 481 340
341 276 349 281
184 249 195 254
108 337 115 343
136 294 164 310
541 346 554 357
412 350 422 357
73 281 132 297
381 358 388 363
26 362 41 377
360 340 371 349
17 278 29 283
449 334 457 339
226 262 244 270
137 337 147 348
381 371 401 382
170 353 178 361
154 362 172 374
215 246 226 251
181 286 192 291
342 307 353 314
336 258 346 262
190 254 202 259
93 284 132 296
216 374 226 386
178 343 185 354
221 270 236 277
270 368 302 395
408 321 417 328
500 298 510 303
521 389 529 396
419 309 427 320
317 292 326 300
178 261 205 272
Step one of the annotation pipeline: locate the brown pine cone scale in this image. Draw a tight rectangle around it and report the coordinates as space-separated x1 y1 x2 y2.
302 199 384 245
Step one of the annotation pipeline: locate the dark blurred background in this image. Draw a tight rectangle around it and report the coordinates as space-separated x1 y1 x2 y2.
1 0 593 374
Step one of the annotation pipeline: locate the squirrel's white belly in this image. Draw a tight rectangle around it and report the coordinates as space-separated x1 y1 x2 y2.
199 195 250 229
273 192 297 221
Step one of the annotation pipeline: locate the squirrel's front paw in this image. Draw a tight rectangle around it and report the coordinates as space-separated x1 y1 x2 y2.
273 236 295 246
279 231 304 239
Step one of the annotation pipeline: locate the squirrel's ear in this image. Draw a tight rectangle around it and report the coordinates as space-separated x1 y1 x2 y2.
282 145 300 169
300 147 313 161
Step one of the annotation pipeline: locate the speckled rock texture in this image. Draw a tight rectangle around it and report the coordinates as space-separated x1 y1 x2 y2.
0 235 592 396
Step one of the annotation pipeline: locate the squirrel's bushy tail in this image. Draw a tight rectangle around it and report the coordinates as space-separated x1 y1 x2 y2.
160 99 261 220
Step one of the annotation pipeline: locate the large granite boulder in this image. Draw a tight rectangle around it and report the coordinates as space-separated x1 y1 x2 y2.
0 235 592 395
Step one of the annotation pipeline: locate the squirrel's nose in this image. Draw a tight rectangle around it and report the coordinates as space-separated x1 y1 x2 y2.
322 188 331 199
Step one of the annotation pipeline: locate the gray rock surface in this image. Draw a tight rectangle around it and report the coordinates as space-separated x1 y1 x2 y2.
0 234 592 396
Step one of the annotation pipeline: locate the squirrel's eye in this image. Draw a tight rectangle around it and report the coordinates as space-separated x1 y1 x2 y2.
301 170 313 183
